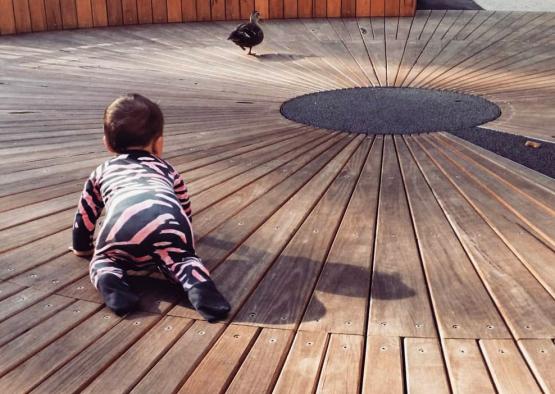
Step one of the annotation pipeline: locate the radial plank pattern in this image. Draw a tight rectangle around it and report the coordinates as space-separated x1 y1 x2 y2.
0 12 554 393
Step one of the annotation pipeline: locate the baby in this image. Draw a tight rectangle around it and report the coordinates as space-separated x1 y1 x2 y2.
71 93 230 321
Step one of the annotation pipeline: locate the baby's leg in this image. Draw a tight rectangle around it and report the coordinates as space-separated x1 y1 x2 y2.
90 256 139 316
158 256 230 322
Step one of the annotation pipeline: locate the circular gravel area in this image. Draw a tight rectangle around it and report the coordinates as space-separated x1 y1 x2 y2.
280 87 501 134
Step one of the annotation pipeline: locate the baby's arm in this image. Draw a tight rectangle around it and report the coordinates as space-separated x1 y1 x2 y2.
172 169 192 222
72 171 104 255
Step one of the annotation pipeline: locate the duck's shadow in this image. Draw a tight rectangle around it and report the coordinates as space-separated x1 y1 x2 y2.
254 53 314 62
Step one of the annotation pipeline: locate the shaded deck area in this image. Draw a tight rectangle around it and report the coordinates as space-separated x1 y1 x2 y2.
0 12 554 393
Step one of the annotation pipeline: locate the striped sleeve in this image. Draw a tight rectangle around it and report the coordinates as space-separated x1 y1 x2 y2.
72 168 104 252
172 168 192 222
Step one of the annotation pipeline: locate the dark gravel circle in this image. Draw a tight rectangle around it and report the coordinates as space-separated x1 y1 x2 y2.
280 87 501 134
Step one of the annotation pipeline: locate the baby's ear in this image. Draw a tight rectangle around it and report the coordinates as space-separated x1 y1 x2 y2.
153 134 164 156
103 135 115 153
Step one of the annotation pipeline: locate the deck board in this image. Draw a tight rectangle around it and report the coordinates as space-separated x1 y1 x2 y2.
0 13 554 392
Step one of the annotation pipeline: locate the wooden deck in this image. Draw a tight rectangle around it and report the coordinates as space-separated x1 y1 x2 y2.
0 12 554 393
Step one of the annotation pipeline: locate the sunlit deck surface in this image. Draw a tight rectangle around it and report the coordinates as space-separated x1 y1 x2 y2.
0 11 554 393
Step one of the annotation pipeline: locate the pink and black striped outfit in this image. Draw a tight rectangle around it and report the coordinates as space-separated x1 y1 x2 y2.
73 150 211 292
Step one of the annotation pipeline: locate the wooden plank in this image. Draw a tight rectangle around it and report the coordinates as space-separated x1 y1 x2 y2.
192 134 342 240
283 0 296 18
440 133 555 211
181 0 197 22
480 339 543 394
32 312 162 392
59 0 78 28
151 0 167 22
168 136 357 319
13 0 32 33
226 0 241 20
395 135 510 339
122 0 139 24
189 137 361 319
9 254 88 293
273 331 328 393
255 0 268 18
359 37 387 86
322 0 336 18
91 0 108 25
356 0 369 17
0 300 100 378
399 0 414 16
316 334 364 394
429 9 460 39
177 324 259 393
0 287 51 323
132 321 225 393
406 135 555 339
269 0 283 18
299 136 381 335
340 0 354 17
396 41 441 87
0 209 74 254
133 272 183 315
167 0 183 22
0 281 25 302
187 132 319 194
0 0 16 35
441 10 477 41
362 336 403 394
426 135 555 248
0 229 69 281
428 134 555 298
137 0 153 23
239 0 253 20
193 133 335 237
442 339 496 394
211 0 225 20
370 0 383 16
384 0 397 16
518 339 555 394
0 193 75 232
234 137 370 329
196 0 210 20
82 316 193 393
76 0 94 27
28 0 47 31
106 0 122 26
44 0 63 30
404 338 450 394
437 133 555 213
0 294 75 347
226 328 294 394
368 135 436 338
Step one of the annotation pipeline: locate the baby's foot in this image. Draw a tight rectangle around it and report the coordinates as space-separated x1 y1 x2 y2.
97 274 140 316
187 281 231 322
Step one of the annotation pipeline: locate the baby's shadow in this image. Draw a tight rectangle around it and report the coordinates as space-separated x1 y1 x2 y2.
126 233 416 324
169 247 416 326
127 274 184 314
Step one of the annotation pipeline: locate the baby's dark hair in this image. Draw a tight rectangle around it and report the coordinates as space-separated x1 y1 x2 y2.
103 94 164 153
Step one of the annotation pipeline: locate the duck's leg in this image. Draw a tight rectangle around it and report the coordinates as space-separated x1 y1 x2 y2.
248 47 252 55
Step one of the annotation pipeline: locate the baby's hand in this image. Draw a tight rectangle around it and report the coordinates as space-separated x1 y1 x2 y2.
68 246 94 258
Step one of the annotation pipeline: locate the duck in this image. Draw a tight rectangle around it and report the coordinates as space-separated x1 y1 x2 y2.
228 11 264 56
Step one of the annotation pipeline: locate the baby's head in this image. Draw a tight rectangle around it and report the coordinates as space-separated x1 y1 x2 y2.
103 94 164 155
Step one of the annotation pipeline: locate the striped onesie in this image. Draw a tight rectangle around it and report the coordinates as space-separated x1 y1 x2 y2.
73 150 211 294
